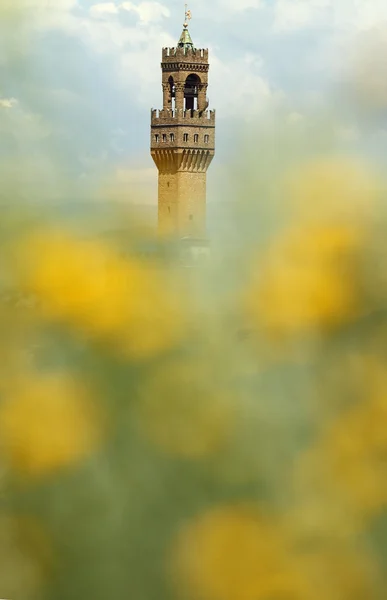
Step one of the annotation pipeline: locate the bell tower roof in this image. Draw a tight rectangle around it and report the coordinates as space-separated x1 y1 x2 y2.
178 24 194 50
178 5 194 50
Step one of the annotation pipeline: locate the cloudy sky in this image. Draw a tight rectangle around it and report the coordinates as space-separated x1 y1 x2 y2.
1 0 387 208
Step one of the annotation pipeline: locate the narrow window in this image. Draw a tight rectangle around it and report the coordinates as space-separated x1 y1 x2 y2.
170 133 175 142
189 214 193 221
155 134 160 142
162 134 167 142
167 182 170 188
168 206 171 213
204 134 209 144
194 134 199 143
183 133 189 142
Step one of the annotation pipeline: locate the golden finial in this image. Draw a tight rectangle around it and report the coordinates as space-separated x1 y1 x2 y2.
184 4 192 28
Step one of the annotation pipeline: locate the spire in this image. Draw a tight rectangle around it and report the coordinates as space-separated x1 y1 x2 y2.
178 5 194 50
178 26 194 49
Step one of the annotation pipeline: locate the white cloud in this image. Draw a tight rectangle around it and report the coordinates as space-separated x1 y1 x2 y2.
0 98 18 109
0 105 52 139
287 111 304 123
90 2 119 17
221 0 263 11
273 0 387 33
89 0 170 22
344 27 387 111
335 125 360 142
332 0 387 31
210 53 278 119
121 1 170 23
190 0 263 20
273 0 330 32
0 0 76 10
99 165 156 203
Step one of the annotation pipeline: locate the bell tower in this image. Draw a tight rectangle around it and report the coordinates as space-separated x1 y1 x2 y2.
150 9 215 239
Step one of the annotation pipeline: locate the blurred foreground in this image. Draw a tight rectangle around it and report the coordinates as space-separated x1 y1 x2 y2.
1 137 387 600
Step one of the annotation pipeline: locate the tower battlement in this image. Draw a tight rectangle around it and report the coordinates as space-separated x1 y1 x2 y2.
151 108 215 124
162 47 208 63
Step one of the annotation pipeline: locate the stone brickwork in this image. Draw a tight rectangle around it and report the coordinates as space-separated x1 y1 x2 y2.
150 26 215 239
150 110 215 152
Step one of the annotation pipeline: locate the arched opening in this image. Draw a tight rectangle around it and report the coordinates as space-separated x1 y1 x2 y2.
169 76 176 110
184 74 200 112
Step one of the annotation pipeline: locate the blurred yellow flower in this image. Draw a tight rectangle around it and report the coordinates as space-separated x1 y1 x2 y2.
0 514 52 599
119 268 188 360
0 372 101 477
293 359 387 520
324 395 387 516
296 541 381 600
285 156 378 225
169 504 310 600
14 229 187 359
244 224 362 337
136 359 237 459
15 230 128 332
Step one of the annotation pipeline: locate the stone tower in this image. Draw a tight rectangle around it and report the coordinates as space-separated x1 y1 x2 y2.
150 15 215 239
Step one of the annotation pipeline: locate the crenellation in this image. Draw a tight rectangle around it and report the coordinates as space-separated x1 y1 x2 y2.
151 109 216 125
161 47 209 65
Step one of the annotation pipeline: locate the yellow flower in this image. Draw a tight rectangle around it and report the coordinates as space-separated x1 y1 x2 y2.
14 229 187 359
169 504 310 600
136 359 237 459
244 224 362 337
293 359 387 520
284 156 378 226
0 372 101 477
169 503 382 600
295 541 381 600
119 266 188 360
324 396 387 516
0 514 52 599
15 230 128 332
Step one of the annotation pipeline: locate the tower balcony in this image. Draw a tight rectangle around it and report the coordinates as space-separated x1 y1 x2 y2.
151 108 215 125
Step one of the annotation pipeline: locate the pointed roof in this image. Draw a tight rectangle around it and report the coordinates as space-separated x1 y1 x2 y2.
178 24 194 50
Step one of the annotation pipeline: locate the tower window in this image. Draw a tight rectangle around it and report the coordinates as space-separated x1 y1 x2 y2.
184 74 200 112
155 134 160 142
204 134 209 144
183 133 189 142
169 75 176 110
162 134 167 142
194 134 199 143
170 133 175 142
189 214 193 221
168 206 171 213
